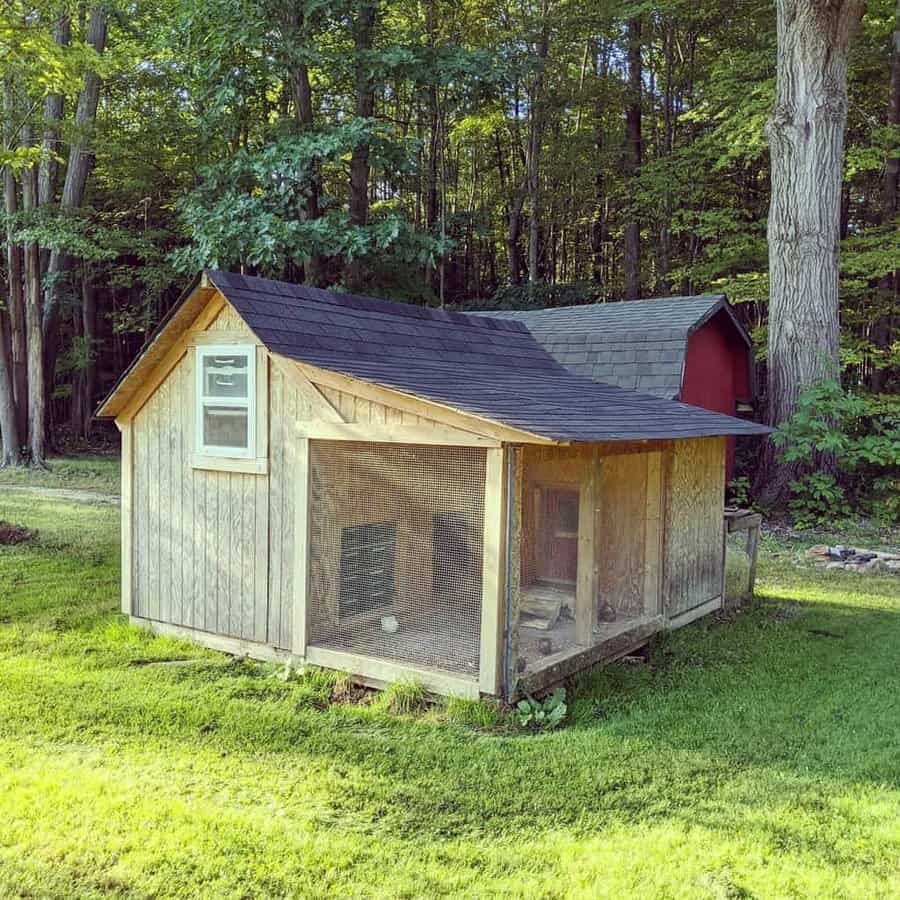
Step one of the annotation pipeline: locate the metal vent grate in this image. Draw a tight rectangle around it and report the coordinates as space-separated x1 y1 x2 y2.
308 442 486 677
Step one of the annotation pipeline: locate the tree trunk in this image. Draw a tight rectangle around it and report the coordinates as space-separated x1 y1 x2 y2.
756 0 863 505
285 8 325 286
42 5 108 342
526 1 549 284
3 77 27 441
21 126 45 466
591 40 609 289
69 269 97 440
623 16 642 301
870 0 900 392
347 0 377 290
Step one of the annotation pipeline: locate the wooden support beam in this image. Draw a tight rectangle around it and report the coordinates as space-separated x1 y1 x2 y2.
504 448 524 701
287 356 556 446
479 448 506 695
272 356 345 423
119 422 133 615
295 421 500 448
516 617 663 698
292 437 311 657
575 448 597 645
305 646 479 699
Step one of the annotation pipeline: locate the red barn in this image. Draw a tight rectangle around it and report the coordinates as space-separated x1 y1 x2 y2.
480 295 757 479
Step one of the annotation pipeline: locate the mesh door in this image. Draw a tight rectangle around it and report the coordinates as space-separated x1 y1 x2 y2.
308 442 486 676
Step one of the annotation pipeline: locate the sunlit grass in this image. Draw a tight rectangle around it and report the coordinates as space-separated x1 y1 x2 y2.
0 454 120 494
1 491 898 897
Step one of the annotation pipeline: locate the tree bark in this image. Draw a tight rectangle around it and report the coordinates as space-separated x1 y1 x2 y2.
757 0 863 505
623 16 642 301
526 1 549 284
285 8 325 286
591 40 609 289
870 0 900 392
3 77 27 441
42 6 108 341
347 0 377 290
21 125 45 465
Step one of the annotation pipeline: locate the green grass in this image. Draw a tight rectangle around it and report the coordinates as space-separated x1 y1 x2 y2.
0 454 120 495
1 492 899 898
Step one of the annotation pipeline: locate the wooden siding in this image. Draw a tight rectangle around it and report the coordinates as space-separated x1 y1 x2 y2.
127 300 500 657
662 436 726 618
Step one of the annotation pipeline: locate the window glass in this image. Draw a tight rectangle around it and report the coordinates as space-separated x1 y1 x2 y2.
203 405 249 449
203 354 248 398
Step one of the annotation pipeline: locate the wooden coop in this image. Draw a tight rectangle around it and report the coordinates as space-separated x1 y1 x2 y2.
97 271 770 699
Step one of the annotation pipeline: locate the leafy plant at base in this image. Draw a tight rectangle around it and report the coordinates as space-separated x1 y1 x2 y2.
773 380 900 527
516 687 567 731
787 473 853 531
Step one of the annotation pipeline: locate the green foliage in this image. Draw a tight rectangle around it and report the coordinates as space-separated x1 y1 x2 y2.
774 381 900 527
515 687 567 731
787 473 853 531
726 476 751 508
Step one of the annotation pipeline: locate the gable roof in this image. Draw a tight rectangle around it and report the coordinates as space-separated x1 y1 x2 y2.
98 271 770 443
473 295 751 399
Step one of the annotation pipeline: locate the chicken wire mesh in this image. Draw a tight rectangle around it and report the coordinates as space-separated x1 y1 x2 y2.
307 441 486 677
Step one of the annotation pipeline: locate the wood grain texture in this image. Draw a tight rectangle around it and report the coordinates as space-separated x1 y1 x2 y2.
479 447 506 694
663 437 727 620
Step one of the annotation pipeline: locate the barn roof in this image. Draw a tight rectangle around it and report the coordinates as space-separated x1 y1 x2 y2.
98 271 770 443
473 295 751 399
211 271 768 442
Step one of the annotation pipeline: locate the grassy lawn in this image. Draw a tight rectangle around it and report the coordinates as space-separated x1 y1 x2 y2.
0 455 120 495
1 493 898 898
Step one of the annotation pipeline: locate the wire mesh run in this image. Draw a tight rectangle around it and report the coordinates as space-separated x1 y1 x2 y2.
308 442 486 677
515 448 660 678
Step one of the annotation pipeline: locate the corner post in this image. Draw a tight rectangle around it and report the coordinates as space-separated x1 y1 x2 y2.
118 419 134 615
292 437 311 658
479 447 506 695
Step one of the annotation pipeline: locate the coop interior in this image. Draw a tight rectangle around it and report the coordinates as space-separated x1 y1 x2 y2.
306 442 486 683
514 446 664 680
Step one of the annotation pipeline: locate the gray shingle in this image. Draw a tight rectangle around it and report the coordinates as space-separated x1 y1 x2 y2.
205 271 770 443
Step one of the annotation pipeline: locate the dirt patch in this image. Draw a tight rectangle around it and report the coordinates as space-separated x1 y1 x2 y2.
0 521 36 545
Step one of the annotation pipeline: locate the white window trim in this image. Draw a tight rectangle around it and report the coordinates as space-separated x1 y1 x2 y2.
195 344 257 460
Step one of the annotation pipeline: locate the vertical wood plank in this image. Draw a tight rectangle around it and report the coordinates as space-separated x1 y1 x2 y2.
119 422 133 615
643 452 663 616
575 448 597 645
254 458 269 642
267 369 284 644
292 437 311 657
479 447 506 695
504 448 524 700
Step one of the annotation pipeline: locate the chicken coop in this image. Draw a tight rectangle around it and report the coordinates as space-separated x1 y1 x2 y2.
97 270 770 699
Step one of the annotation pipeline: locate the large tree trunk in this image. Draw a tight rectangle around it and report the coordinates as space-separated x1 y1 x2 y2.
285 8 325 286
623 16 642 301
347 0 377 290
3 77 27 441
757 0 863 505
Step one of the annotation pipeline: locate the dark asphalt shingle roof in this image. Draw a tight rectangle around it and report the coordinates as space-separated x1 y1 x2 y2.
474 295 746 398
208 271 769 443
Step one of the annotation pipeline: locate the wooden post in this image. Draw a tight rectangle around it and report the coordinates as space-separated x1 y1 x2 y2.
575 448 597 645
504 448 524 700
479 448 506 695
643 451 663 616
292 437 311 658
119 420 133 615
746 524 760 596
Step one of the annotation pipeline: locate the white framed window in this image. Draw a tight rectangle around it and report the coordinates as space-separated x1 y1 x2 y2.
195 345 257 459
